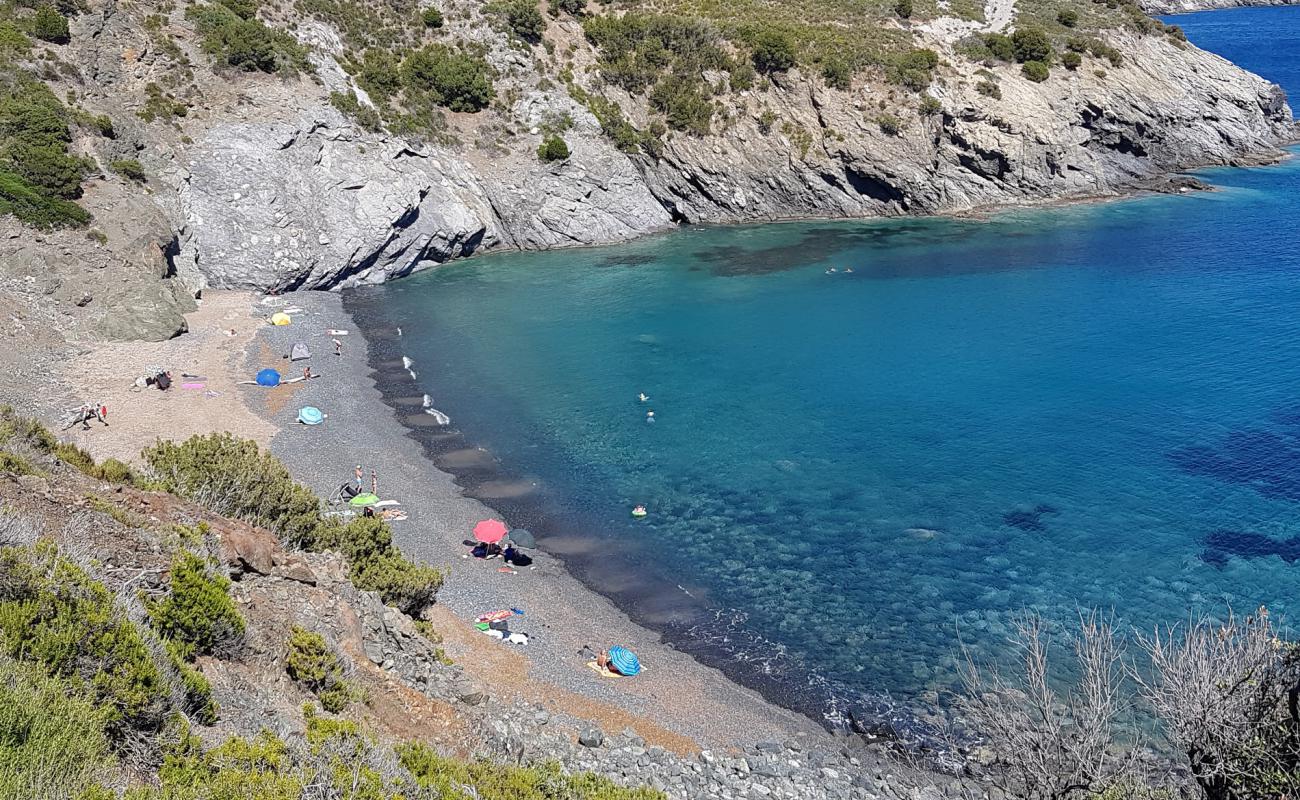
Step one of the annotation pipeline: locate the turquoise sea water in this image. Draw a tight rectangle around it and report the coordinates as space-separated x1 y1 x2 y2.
347 12 1300 733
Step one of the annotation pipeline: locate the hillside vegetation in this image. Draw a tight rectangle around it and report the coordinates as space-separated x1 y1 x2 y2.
0 407 663 799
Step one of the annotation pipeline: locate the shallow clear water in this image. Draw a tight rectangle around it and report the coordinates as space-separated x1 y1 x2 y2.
348 13 1300 730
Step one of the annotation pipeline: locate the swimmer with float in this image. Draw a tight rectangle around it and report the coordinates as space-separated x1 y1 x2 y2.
632 505 647 518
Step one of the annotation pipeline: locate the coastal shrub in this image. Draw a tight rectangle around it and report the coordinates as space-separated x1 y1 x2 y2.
1011 27 1052 63
583 15 726 95
421 5 443 27
148 550 245 656
286 626 358 713
887 48 940 91
1062 50 1082 70
144 434 445 616
876 114 903 135
398 742 667 799
0 21 31 53
144 433 323 549
976 79 1001 98
895 0 912 17
490 0 545 42
919 95 942 116
110 158 146 182
186 2 311 74
750 28 796 74
0 450 38 475
329 90 383 131
536 134 569 161
648 74 713 134
400 43 495 113
578 91 660 155
1057 8 1079 27
0 655 115 799
821 57 850 90
0 541 170 736
1021 60 1050 82
31 5 70 44
551 0 584 15
0 71 92 227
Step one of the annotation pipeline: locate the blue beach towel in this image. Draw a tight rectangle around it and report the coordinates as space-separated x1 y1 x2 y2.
608 645 641 676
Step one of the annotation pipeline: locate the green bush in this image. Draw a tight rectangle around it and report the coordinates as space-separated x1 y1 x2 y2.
976 79 1002 98
583 15 726 95
0 656 115 799
399 743 666 799
143 433 323 549
648 73 713 134
148 550 245 656
491 0 544 41
0 450 38 475
1057 8 1079 27
144 434 445 616
1062 50 1082 70
0 71 92 227
0 22 31 53
888 47 939 90
552 0 584 15
750 28 795 73
919 95 942 116
895 0 913 18
982 32 1015 61
186 2 311 74
1012 27 1052 62
0 542 170 736
420 5 443 27
286 626 358 713
536 134 569 161
329 90 383 131
1021 60 1050 82
876 114 903 135
31 5 69 44
401 43 495 113
110 158 146 182
821 57 850 90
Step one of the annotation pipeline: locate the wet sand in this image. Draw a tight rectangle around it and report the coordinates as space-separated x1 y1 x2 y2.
244 290 831 751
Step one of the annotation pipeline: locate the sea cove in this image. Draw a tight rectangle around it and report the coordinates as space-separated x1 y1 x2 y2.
346 10 1300 731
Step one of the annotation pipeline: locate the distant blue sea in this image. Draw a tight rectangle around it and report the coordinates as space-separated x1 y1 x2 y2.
347 11 1300 733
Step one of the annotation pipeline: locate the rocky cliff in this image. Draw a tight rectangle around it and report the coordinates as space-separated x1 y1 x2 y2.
2 0 1294 340
1139 0 1295 16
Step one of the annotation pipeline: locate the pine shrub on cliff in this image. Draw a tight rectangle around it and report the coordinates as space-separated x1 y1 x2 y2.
186 1 311 74
0 70 92 227
148 550 246 656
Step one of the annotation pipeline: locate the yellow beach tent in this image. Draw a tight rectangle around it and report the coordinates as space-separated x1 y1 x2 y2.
270 312 291 326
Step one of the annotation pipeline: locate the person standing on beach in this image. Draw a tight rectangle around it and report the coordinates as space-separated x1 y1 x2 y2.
355 465 363 492
371 469 378 496
333 338 343 357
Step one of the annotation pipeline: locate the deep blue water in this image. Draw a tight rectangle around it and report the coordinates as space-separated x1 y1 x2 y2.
1162 6 1300 102
347 12 1300 732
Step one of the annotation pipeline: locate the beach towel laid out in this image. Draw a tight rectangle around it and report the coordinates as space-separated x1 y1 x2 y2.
586 661 626 679
182 383 205 390
372 500 401 508
327 329 349 335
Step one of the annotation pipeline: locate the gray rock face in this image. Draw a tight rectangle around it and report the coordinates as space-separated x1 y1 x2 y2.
1138 0 1295 15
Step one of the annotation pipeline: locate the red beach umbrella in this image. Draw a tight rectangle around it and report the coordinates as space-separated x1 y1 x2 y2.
473 519 509 544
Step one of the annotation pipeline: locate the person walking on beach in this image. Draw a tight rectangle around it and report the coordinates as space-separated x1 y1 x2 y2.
333 338 343 357
370 469 378 496
354 465 363 492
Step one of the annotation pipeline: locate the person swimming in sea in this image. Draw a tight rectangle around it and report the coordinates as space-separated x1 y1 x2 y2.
632 505 647 518
638 392 649 402
825 267 837 274
645 410 655 423
844 267 854 273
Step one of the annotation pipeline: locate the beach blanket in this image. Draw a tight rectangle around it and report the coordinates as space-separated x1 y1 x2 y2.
476 610 514 623
182 382 205 390
586 661 626 679
327 329 349 335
